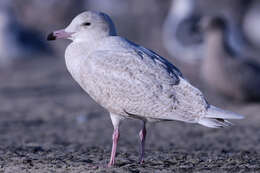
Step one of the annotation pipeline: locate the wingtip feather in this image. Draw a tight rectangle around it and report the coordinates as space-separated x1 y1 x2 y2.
206 105 244 120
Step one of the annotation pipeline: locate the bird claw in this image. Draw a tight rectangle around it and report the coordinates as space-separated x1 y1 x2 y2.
139 159 144 164
108 159 115 167
107 163 113 167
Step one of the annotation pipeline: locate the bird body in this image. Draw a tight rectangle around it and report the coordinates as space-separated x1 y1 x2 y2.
201 17 260 101
48 11 243 166
65 36 208 123
0 6 51 65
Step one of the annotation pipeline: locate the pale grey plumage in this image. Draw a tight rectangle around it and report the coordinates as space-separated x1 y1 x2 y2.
63 11 243 126
49 11 243 165
69 36 209 123
65 34 207 124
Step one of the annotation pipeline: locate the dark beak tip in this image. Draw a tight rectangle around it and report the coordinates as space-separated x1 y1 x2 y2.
47 33 56 41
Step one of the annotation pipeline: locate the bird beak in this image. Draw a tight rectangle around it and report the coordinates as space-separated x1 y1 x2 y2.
47 29 74 41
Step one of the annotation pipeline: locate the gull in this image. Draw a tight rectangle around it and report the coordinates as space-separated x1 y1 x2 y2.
163 0 257 64
0 5 51 66
201 16 260 101
163 0 204 63
47 11 243 166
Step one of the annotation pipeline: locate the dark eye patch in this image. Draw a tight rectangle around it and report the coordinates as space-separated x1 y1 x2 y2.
82 22 91 26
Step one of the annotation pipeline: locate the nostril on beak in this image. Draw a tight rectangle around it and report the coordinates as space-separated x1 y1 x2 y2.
47 32 56 41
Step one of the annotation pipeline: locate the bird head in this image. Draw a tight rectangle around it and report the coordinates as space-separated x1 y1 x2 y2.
47 11 117 42
199 16 228 33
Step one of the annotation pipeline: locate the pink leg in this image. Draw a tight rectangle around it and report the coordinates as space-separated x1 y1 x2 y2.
139 121 146 164
108 128 120 167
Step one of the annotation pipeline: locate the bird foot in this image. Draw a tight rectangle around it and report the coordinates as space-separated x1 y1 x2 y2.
139 159 144 164
107 162 114 167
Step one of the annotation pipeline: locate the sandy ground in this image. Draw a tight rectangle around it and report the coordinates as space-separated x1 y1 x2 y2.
0 57 260 173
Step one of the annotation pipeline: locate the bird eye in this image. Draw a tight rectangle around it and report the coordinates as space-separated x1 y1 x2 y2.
82 22 91 26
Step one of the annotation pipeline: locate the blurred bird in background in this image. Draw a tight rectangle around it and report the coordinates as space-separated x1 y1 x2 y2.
162 0 257 64
163 0 260 101
0 1 52 66
200 16 260 101
163 0 204 63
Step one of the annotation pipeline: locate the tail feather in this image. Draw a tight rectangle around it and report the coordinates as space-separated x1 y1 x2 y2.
206 105 244 119
198 105 244 128
199 118 232 128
